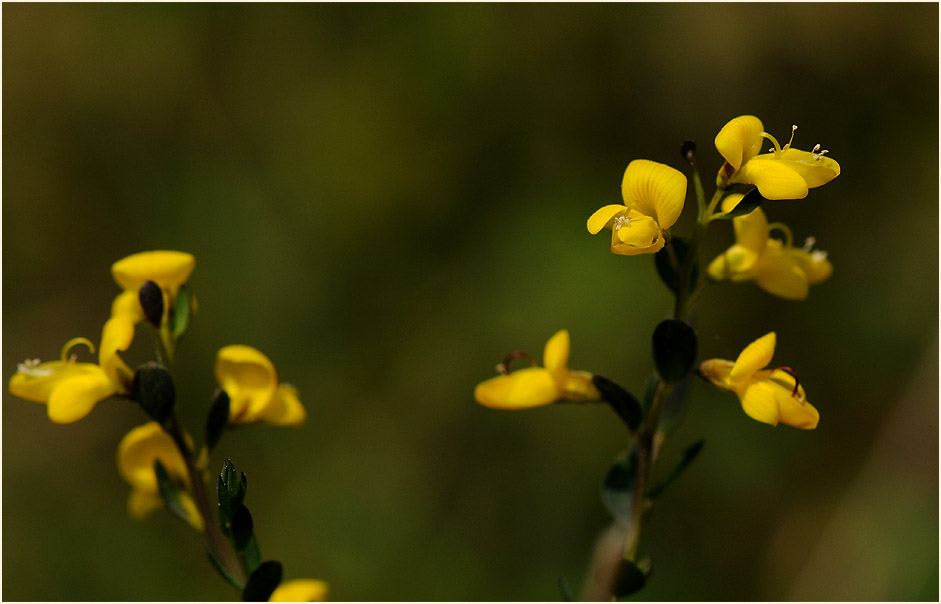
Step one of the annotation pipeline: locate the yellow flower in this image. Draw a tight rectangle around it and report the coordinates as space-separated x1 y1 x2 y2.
474 329 599 409
715 115 840 200
110 250 195 323
215 345 306 426
8 315 136 423
699 332 819 429
587 159 687 256
117 422 204 530
707 194 832 300
269 579 330 602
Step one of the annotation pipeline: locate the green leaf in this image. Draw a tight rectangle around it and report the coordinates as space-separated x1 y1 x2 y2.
601 448 637 524
652 320 697 383
592 375 642 432
154 459 192 526
639 373 659 415
242 560 283 602
205 389 230 453
654 237 698 295
649 440 705 499
612 558 646 598
205 546 244 590
231 504 255 552
715 188 765 220
171 285 193 342
242 534 263 576
218 459 247 526
133 362 176 424
656 376 693 439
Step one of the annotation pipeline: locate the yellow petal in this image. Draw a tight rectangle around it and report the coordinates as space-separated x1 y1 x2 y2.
563 370 600 401
587 204 628 235
621 159 687 229
735 159 809 200
99 315 135 389
250 384 307 426
474 367 559 409
47 370 117 423
737 379 783 426
9 360 99 403
732 206 770 254
269 579 330 602
542 330 570 381
127 488 164 520
111 290 145 323
707 244 760 281
698 358 734 390
729 332 776 384
715 115 765 169
751 249 810 300
792 248 833 286
117 422 190 492
774 148 841 188
111 250 195 295
215 345 280 421
768 369 819 429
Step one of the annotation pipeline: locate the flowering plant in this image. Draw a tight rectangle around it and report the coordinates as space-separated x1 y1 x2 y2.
9 251 327 602
474 115 839 599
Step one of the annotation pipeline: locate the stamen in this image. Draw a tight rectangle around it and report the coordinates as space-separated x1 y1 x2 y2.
773 366 802 398
614 215 632 230
783 125 798 150
811 250 829 262
802 236 816 251
499 350 538 375
767 222 795 248
17 358 53 377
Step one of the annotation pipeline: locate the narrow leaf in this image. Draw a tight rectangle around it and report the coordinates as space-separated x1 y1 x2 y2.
231 504 255 552
242 534 263 576
715 188 765 220
154 459 191 526
558 575 574 602
649 440 705 499
652 319 697 384
592 375 642 432
242 560 283 602
205 389 230 453
205 546 244 590
218 459 247 525
171 285 193 341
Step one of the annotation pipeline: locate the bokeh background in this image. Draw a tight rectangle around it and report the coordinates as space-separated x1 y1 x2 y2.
3 3 938 601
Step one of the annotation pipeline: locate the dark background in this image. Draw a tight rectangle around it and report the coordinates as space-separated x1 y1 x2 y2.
4 3 938 601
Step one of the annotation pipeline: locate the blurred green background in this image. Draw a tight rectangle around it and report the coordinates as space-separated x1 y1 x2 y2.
3 3 938 601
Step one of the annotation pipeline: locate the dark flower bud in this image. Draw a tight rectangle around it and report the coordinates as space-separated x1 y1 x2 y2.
133 361 176 424
139 280 164 327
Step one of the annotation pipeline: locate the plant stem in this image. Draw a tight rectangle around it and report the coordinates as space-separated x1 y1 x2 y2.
164 413 247 588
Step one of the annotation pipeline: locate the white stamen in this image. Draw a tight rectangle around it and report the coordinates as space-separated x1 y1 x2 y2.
811 250 829 262
17 358 53 377
802 236 816 251
614 215 632 230
812 144 821 153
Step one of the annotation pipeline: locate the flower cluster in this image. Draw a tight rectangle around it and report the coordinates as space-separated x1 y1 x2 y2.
473 115 839 598
9 250 326 601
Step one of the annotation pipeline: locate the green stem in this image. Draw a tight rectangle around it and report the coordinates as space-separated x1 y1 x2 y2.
164 413 247 588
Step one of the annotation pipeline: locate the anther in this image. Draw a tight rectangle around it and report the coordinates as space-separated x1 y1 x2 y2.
783 125 798 150
614 215 632 230
802 236 816 251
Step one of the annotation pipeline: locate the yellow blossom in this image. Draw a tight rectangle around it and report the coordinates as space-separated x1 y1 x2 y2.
715 115 840 200
117 422 204 530
8 315 136 423
587 159 688 256
474 330 599 409
215 345 306 426
110 250 195 323
699 332 819 429
269 579 330 602
708 193 832 300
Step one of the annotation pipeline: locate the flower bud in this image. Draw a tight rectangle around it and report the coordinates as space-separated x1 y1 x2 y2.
138 280 164 328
